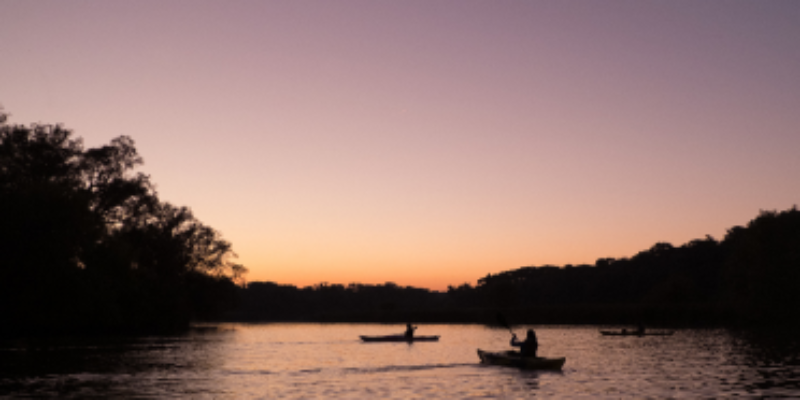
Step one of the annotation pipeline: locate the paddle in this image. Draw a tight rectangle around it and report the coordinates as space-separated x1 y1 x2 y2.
496 312 515 337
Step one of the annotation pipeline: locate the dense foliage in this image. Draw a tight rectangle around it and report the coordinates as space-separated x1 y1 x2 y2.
457 208 799 326
235 282 449 322
238 208 800 327
0 110 245 336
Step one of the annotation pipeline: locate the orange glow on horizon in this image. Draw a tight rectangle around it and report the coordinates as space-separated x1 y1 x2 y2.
3 2 799 292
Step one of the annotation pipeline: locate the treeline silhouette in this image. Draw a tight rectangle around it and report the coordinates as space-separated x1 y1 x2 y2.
234 281 449 322
0 110 245 337
235 207 800 328
5 109 798 333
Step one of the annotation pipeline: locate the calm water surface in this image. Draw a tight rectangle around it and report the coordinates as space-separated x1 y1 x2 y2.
2 324 800 398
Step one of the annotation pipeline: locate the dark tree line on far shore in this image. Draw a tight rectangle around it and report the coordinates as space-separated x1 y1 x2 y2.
4 108 799 336
236 207 800 328
0 109 245 337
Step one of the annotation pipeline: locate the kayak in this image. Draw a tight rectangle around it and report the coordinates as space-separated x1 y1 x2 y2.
359 335 440 342
599 330 675 336
477 349 566 370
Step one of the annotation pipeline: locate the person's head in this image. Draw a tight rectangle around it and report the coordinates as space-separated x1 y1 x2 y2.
526 329 535 339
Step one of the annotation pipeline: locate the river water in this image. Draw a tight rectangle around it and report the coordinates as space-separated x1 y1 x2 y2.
2 323 800 398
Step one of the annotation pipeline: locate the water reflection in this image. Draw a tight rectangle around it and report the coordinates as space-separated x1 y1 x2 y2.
2 324 800 399
0 327 233 398
724 328 800 396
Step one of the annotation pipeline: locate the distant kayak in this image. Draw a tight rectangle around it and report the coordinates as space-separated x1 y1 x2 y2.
600 330 675 336
359 335 440 342
477 349 566 370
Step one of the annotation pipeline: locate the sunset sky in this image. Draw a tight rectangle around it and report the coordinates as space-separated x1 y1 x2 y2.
2 1 799 291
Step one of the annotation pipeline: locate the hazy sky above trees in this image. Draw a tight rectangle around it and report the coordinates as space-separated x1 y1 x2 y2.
2 1 799 290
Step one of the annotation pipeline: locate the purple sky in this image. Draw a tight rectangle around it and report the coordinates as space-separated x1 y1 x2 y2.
2 1 799 290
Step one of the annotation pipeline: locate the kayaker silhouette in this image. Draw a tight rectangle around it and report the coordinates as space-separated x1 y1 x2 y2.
404 323 417 339
510 329 538 357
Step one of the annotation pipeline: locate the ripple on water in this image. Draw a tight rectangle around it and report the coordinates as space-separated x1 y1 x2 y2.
3 324 800 399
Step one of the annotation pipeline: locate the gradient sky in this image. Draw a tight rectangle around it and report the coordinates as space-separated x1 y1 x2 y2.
2 1 799 291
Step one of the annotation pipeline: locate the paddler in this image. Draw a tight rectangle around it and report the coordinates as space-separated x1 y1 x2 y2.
404 323 417 339
511 328 538 358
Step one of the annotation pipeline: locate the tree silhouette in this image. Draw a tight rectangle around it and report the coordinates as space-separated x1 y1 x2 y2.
0 110 245 336
722 207 800 325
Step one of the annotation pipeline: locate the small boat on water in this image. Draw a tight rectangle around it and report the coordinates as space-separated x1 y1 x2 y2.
359 335 440 342
477 349 566 370
599 330 675 336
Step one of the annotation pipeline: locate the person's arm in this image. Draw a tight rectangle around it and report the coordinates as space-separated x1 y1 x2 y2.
510 334 521 347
